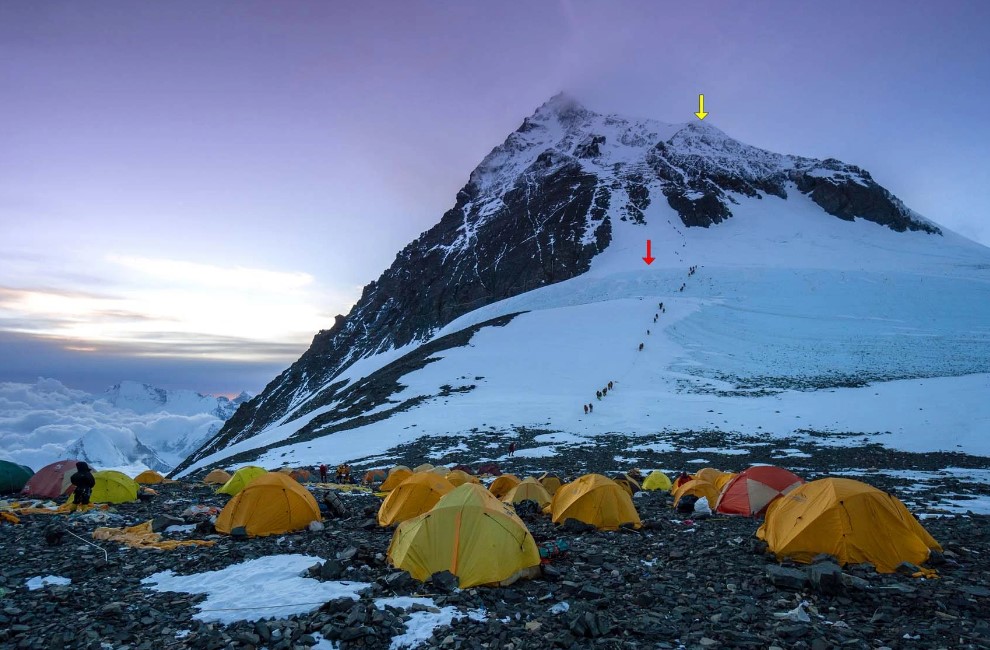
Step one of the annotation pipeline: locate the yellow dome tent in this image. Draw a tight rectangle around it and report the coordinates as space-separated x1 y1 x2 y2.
378 472 454 527
488 474 521 499
134 470 165 484
204 469 232 485
380 468 413 492
387 484 541 588
642 471 672 492
69 470 138 504
714 472 738 493
430 466 450 476
538 473 564 495
672 479 720 509
389 465 412 475
413 463 434 473
215 472 320 537
503 478 552 508
757 478 941 573
446 469 480 487
550 473 641 530
217 466 267 496
694 467 729 485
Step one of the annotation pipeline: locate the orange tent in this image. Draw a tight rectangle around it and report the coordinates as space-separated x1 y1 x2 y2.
672 479 720 509
380 468 413 492
203 469 232 485
134 470 165 484
215 472 320 537
363 469 387 485
758 478 941 573
290 468 312 483
550 474 641 530
377 472 454 527
488 474 521 499
446 469 480 487
503 478 552 508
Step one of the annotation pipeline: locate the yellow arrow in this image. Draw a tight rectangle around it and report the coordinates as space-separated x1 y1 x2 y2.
695 94 708 120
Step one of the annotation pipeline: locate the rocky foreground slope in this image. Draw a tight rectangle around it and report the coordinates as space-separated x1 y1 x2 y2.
4 440 990 649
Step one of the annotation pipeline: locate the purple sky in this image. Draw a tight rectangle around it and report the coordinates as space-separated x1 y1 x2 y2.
1 1 988 395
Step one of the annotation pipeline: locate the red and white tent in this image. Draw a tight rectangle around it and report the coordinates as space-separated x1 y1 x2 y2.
715 465 805 517
21 459 79 499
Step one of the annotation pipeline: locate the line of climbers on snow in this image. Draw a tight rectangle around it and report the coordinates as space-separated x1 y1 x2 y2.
590 265 702 414
1 459 943 589
584 380 615 414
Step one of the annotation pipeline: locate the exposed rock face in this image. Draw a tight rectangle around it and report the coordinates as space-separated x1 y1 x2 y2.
173 94 940 474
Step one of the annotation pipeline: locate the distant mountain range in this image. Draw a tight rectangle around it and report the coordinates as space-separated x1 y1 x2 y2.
0 379 250 473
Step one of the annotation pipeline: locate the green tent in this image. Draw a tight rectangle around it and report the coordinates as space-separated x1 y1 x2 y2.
0 460 35 494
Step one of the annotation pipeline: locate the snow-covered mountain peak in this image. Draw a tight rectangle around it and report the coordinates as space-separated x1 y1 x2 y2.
172 95 976 476
0 378 249 475
103 380 246 419
530 91 589 123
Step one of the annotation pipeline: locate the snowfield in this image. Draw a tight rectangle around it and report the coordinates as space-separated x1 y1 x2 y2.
178 179 990 476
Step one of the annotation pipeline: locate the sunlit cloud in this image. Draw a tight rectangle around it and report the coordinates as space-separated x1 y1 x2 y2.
107 255 314 291
0 255 360 364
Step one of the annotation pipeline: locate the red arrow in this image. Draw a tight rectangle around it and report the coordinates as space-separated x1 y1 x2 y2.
642 239 655 265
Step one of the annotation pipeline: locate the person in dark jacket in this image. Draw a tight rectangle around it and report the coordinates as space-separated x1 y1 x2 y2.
508 442 516 457
319 463 328 483
70 462 96 510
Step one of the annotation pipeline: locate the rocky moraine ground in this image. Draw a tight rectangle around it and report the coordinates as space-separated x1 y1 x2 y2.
1 432 989 650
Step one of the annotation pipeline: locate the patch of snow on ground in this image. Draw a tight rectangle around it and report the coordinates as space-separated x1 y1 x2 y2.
374 597 486 650
935 497 990 516
310 632 338 649
692 447 750 455
142 555 369 624
164 524 197 534
25 575 71 590
513 446 557 458
772 449 812 458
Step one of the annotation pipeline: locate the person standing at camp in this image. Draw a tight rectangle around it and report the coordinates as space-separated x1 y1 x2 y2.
69 461 95 512
508 442 516 457
674 471 691 489
319 463 328 483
